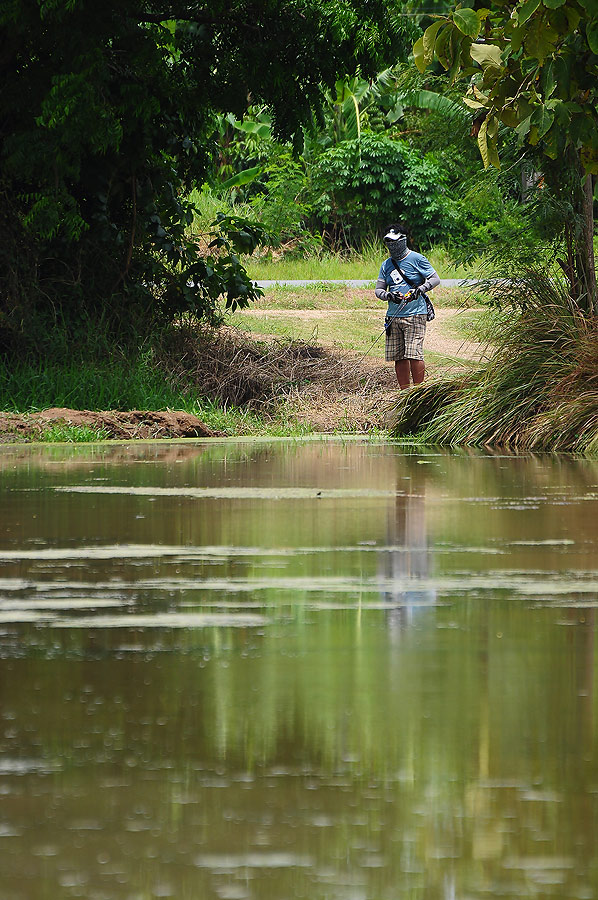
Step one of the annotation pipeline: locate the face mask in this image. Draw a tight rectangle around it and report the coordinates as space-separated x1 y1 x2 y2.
385 236 407 259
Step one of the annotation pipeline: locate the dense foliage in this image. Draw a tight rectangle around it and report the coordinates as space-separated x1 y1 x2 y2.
310 134 453 246
0 0 415 356
414 0 598 309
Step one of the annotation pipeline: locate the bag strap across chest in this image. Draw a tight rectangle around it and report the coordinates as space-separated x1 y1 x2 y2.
388 258 421 289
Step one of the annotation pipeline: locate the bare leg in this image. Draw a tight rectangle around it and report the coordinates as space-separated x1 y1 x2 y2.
395 359 425 389
410 359 425 384
395 360 411 389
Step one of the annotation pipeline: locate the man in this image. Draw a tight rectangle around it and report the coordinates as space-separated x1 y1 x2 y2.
375 224 440 389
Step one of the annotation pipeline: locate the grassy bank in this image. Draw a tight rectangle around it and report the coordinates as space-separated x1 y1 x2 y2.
0 323 391 440
0 353 293 439
391 270 598 454
0 282 485 442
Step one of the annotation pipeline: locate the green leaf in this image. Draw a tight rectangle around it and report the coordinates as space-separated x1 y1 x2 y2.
579 0 598 15
423 20 444 63
540 60 556 99
233 120 271 138
463 96 488 109
487 115 499 140
434 24 453 69
220 165 264 189
413 35 426 73
542 0 566 8
524 18 558 61
586 17 598 54
531 104 555 138
553 100 571 128
498 106 522 127
563 6 581 30
581 144 598 174
510 24 525 53
453 8 480 38
552 54 572 99
515 113 533 139
518 0 541 24
477 117 500 168
469 42 503 69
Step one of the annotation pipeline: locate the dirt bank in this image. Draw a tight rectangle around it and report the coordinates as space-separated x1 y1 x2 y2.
0 408 217 444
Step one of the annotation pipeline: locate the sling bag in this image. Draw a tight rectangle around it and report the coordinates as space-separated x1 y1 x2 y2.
388 259 436 322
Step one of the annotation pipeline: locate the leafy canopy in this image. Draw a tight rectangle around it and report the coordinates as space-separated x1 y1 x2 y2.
0 0 413 354
414 0 598 172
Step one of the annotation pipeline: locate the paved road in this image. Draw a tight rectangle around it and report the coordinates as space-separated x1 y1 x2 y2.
255 278 478 288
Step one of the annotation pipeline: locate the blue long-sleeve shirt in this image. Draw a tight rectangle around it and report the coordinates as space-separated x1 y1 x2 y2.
375 251 439 317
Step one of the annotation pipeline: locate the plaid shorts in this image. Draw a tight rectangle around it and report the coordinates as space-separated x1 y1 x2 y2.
385 314 427 361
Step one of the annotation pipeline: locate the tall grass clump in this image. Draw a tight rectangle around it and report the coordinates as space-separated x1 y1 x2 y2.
392 266 598 453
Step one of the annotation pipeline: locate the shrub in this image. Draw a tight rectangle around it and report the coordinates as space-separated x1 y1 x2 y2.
308 133 455 248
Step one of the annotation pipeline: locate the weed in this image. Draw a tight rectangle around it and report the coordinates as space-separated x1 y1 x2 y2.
42 424 111 442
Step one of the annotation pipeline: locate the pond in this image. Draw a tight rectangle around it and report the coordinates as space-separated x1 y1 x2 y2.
1 437 597 900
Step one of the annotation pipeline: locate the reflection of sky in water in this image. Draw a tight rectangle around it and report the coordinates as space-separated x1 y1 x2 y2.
1 440 598 900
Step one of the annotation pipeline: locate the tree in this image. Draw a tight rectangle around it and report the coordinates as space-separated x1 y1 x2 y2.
0 0 414 356
414 0 598 312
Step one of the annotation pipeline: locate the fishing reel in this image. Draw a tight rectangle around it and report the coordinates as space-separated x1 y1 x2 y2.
388 288 416 303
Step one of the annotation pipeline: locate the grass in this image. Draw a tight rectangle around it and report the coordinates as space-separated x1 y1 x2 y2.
226 284 484 368
0 356 271 438
245 244 476 282
246 283 473 310
41 423 111 442
0 357 176 412
227 309 387 355
439 307 495 343
390 267 598 453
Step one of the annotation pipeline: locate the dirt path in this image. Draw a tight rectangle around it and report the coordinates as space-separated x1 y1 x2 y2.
242 306 488 363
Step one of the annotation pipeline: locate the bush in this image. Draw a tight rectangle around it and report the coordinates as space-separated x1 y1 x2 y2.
308 133 455 248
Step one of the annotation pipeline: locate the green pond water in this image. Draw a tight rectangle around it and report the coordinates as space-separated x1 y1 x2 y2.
1 438 598 900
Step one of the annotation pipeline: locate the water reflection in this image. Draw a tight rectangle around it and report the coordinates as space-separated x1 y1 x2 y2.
379 462 436 637
1 440 598 899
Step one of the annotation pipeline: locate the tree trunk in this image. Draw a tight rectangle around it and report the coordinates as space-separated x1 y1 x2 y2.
557 149 597 314
580 171 597 314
